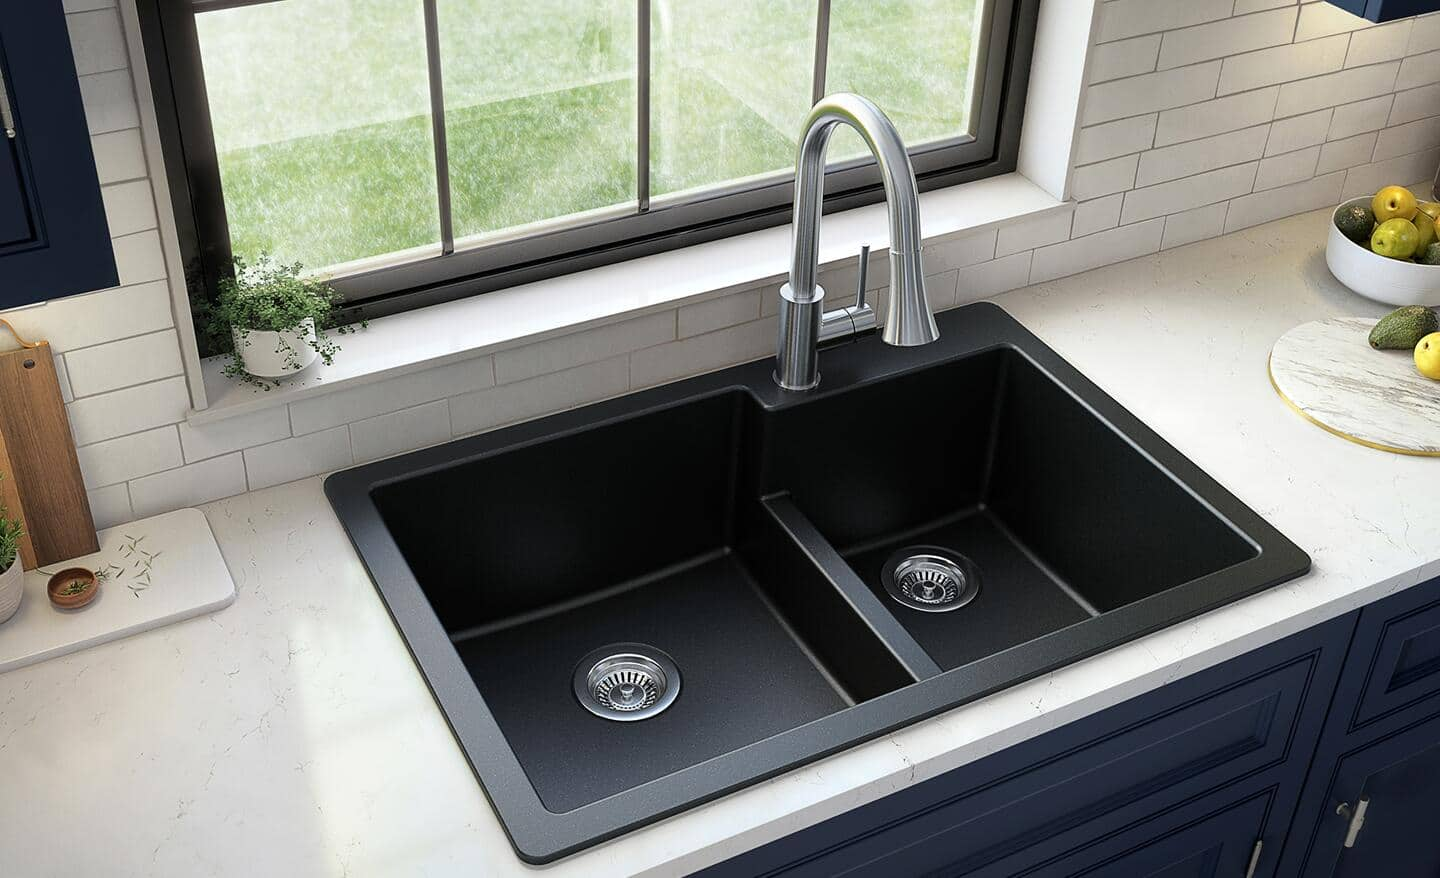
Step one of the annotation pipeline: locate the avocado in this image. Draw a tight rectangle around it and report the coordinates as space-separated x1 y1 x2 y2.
1369 305 1439 349
1337 205 1377 245
1419 242 1440 266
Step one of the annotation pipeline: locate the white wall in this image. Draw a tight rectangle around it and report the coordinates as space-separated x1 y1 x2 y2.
8 0 1440 531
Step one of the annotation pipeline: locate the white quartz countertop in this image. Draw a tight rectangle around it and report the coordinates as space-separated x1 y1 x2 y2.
3 206 1437 877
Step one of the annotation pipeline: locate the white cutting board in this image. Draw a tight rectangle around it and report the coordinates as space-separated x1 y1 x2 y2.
1270 317 1440 456
0 508 235 673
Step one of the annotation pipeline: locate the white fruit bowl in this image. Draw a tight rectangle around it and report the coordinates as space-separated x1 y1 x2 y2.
1326 197 1440 306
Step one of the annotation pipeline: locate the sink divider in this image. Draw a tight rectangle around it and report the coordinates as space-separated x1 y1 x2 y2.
762 493 943 681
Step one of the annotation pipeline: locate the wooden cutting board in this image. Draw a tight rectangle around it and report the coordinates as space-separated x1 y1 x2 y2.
0 319 97 564
1269 317 1440 456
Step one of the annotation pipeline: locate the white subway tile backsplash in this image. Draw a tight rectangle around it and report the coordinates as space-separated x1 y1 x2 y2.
1083 62 1222 125
678 290 762 338
64 330 183 397
68 376 190 447
1342 147 1440 198
350 400 451 463
954 252 1034 305
1409 13 1440 55
1295 2 1375 43
100 179 157 237
1389 83 1440 126
90 129 147 184
996 211 1072 258
77 69 138 135
1316 131 1380 174
1255 145 1322 190
86 483 132 531
1395 49 1440 91
76 426 183 489
1089 35 1162 83
1071 194 1125 237
1135 125 1269 187
1274 62 1400 118
288 355 494 435
243 427 352 491
1330 94 1396 138
1161 202 1231 249
111 230 167 287
452 357 629 436
923 270 961 311
1159 8 1299 71
1219 35 1350 96
178 406 291 463
1235 0 1297 11
1099 0 1234 43
1074 115 1158 164
1374 116 1440 161
65 9 127 76
1071 153 1141 200
925 229 1000 272
1266 109 1332 156
494 311 673 382
1155 87 1280 146
630 318 776 389
1120 163 1259 225
1346 19 1414 68
129 453 247 518
1030 219 1166 285
0 280 173 353
55 355 74 403
1225 171 1346 231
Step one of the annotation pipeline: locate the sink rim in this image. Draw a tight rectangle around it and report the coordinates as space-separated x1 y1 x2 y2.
324 301 1310 864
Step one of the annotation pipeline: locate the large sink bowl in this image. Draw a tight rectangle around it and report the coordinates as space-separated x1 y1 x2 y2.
326 302 1308 862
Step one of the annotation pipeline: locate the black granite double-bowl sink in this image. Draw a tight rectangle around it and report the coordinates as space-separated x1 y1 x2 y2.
325 302 1309 863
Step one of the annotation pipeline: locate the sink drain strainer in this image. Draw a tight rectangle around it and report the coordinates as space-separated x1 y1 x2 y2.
573 644 681 722
881 546 980 613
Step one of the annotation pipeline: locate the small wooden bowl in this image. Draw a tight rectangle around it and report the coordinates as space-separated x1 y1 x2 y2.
48 567 98 609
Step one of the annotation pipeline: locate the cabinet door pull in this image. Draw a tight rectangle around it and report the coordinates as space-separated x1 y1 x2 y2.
1336 796 1371 849
0 65 14 138
1244 839 1263 878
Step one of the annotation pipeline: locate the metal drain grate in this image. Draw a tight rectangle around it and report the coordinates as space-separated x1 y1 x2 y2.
574 644 681 722
881 547 980 613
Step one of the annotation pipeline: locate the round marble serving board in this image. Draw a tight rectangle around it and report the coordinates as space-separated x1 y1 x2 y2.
1269 317 1440 456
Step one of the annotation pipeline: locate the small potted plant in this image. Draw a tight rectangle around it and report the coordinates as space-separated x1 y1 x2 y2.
201 254 361 389
0 476 25 625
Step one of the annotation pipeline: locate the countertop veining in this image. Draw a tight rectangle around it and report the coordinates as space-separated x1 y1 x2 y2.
2 205 1436 877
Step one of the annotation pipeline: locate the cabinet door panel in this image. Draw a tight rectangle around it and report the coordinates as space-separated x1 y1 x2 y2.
1329 719 1440 877
0 141 31 245
1038 793 1268 878
0 0 117 304
1349 595 1440 730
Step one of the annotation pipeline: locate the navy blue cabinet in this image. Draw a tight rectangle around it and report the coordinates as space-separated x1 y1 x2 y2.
1280 577 1440 875
0 0 117 306
701 614 1357 877
1324 0 1440 23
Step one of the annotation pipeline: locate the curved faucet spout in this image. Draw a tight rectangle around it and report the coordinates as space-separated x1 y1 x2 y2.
776 93 939 391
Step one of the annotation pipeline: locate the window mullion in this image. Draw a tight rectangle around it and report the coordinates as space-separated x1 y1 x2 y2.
812 0 831 106
421 0 455 254
637 0 652 213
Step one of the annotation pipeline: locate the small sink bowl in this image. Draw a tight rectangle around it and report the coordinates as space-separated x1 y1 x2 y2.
327 302 1307 862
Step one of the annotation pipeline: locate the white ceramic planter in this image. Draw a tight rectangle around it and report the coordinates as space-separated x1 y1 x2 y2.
0 558 22 625
232 318 319 379
1327 198 1440 306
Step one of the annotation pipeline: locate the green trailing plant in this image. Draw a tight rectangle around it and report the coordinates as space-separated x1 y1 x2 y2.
0 474 24 576
196 254 364 390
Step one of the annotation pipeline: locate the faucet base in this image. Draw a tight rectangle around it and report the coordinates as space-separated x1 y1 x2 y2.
775 282 825 391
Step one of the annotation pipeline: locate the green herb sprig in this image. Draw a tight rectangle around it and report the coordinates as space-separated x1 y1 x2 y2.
0 473 24 576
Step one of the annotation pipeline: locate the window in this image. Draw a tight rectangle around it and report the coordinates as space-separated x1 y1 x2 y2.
140 0 1037 332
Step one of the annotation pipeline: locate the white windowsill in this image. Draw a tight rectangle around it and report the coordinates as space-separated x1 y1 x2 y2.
190 172 1070 426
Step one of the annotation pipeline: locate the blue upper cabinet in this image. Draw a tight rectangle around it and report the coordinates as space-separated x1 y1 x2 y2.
0 0 117 308
1325 0 1440 23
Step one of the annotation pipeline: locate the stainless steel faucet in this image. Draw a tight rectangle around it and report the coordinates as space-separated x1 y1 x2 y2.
775 93 939 391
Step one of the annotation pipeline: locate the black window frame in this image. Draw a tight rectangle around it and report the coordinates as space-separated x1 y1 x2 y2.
138 0 1040 334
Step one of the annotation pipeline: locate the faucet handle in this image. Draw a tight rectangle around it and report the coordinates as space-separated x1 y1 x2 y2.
856 244 870 309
